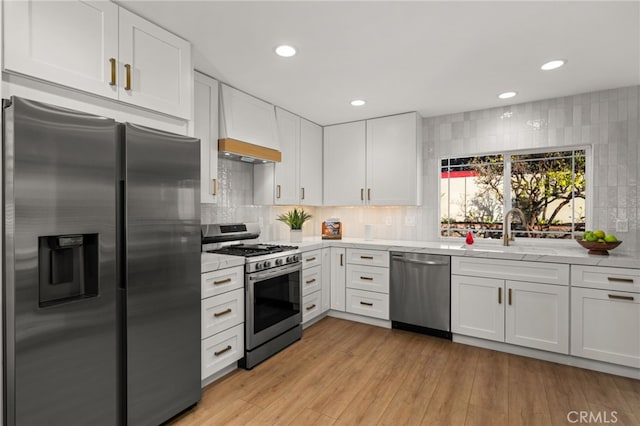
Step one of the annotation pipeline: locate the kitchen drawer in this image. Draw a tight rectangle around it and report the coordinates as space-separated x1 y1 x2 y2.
571 265 640 293
201 288 244 339
201 323 244 380
347 248 389 267
302 265 322 296
201 265 244 299
571 287 640 368
451 256 569 286
345 288 389 320
302 290 322 324
302 249 322 269
346 264 389 294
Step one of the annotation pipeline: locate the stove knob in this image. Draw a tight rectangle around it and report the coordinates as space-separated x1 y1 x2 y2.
292 255 299 262
286 256 293 263
275 258 283 266
255 262 263 270
264 261 271 268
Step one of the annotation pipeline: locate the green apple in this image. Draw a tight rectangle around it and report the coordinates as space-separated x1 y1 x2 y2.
604 234 618 243
594 230 606 239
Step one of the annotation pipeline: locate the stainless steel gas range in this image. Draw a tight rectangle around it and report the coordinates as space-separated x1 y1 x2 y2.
202 223 302 369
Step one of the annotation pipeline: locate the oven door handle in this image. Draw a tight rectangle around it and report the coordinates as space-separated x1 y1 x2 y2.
249 263 301 282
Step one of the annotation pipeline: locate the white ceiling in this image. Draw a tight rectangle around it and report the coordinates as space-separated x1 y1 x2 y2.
119 1 640 126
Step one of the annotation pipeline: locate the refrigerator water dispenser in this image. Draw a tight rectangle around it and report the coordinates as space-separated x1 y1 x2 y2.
38 234 99 307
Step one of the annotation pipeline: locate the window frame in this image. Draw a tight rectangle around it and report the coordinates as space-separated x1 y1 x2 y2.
438 145 593 243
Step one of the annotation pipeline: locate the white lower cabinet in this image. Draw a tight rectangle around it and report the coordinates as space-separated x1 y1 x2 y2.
344 248 390 320
201 288 244 339
345 288 390 320
301 248 330 325
321 248 331 312
451 257 569 354
330 248 346 311
201 323 244 380
571 265 640 368
302 291 322 323
302 265 322 296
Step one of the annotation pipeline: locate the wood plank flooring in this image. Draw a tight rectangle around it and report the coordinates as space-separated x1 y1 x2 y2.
170 317 640 426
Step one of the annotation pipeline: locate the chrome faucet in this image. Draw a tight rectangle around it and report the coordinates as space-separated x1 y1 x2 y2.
503 208 526 246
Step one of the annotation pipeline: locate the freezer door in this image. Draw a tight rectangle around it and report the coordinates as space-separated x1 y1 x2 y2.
124 123 201 425
3 97 118 425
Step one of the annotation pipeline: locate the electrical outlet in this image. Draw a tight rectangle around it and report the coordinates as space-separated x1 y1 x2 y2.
615 219 628 233
384 216 393 226
405 215 416 226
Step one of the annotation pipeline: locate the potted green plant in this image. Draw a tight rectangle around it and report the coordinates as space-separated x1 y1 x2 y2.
276 208 312 243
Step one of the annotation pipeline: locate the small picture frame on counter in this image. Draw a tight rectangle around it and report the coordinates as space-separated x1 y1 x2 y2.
322 219 342 240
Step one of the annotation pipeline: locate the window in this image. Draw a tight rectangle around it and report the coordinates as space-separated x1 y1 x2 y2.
440 149 587 239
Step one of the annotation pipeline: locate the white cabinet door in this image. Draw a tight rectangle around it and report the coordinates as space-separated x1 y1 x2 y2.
300 119 323 206
330 248 346 311
505 281 569 354
571 287 640 368
451 275 504 342
219 84 278 150
321 248 331 312
346 264 390 294
323 121 366 206
4 0 119 99
366 112 420 205
302 266 322 296
194 72 219 204
274 107 300 205
118 7 192 119
345 288 390 320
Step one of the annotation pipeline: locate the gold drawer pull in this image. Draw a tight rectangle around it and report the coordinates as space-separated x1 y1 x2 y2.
214 345 232 356
360 255 374 260
306 257 316 262
306 304 316 311
212 178 218 196
276 184 281 199
498 287 502 304
360 276 374 281
340 253 344 266
109 58 116 86
124 63 132 90
306 278 317 284
360 188 364 201
367 188 371 201
301 187 305 200
213 308 232 317
508 288 512 305
608 294 634 301
360 301 373 306
213 278 232 285
608 277 634 283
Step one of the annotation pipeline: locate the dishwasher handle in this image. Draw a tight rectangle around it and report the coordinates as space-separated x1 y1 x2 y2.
392 256 449 267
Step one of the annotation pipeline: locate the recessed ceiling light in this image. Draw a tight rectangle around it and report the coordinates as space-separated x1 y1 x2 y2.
498 91 517 100
275 45 296 57
350 99 366 106
541 59 566 71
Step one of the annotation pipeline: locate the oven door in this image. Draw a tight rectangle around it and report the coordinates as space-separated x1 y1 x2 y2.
246 262 302 350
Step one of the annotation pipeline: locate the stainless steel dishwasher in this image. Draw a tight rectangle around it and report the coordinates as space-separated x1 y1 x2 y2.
390 252 451 339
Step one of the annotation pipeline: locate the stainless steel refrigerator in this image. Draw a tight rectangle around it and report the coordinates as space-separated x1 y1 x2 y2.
2 97 201 425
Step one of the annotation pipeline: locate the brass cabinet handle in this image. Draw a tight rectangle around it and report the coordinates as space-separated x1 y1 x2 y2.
360 301 373 306
508 288 512 305
340 253 344 266
498 287 502 304
360 276 374 281
360 188 364 201
360 255 374 260
213 278 232 285
212 178 218 196
367 188 371 201
608 277 634 283
608 294 635 301
213 308 232 317
276 184 281 199
306 304 316 311
306 257 316 262
301 187 305 200
124 64 132 90
109 58 116 86
214 345 232 356
305 278 317 284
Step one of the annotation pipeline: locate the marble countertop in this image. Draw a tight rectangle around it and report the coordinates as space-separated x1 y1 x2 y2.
201 252 245 273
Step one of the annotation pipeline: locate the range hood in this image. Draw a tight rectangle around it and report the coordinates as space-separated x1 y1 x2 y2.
218 138 281 163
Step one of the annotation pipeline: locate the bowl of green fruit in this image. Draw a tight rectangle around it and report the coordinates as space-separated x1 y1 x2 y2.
577 230 622 255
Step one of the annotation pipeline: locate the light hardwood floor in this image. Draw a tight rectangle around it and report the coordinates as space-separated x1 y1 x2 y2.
171 317 640 426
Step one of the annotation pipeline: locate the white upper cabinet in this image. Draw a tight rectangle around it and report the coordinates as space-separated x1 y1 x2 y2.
366 112 422 205
4 1 119 99
299 118 323 206
118 8 192 119
194 72 219 204
4 1 192 119
323 112 422 206
323 121 366 206
254 108 323 206
219 84 278 151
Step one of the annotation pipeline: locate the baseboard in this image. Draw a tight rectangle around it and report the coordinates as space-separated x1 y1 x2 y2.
302 312 330 329
327 310 392 329
453 334 640 380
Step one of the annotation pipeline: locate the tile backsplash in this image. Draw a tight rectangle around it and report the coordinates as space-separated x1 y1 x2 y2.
203 85 640 252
